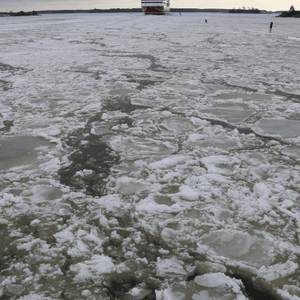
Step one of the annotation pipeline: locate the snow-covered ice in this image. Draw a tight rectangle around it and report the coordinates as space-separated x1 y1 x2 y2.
1 11 300 300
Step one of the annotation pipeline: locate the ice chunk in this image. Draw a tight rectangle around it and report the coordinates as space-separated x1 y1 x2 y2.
110 136 177 159
193 273 247 300
161 227 185 241
157 273 246 300
0 136 51 170
201 230 273 266
116 177 148 195
201 155 236 175
91 122 111 135
176 185 200 201
136 197 181 214
127 287 152 300
156 257 187 277
40 89 59 97
195 262 227 274
188 135 237 149
22 185 63 203
201 106 253 124
82 290 92 297
109 89 140 96
1 193 21 205
17 295 53 300
71 255 114 282
195 273 241 290
149 155 190 169
190 117 210 126
280 285 300 299
162 117 197 133
253 183 270 199
156 288 185 300
5 284 25 296
255 119 300 138
95 194 127 212
258 260 299 282
193 290 245 300
0 218 9 225
214 92 272 102
282 146 300 159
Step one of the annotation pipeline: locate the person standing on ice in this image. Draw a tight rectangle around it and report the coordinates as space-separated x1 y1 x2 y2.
269 21 273 33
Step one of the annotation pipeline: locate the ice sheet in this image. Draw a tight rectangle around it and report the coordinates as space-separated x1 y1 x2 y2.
201 229 273 266
1 12 300 300
255 118 300 138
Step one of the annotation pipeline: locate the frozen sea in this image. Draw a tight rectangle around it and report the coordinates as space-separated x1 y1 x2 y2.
1 11 300 300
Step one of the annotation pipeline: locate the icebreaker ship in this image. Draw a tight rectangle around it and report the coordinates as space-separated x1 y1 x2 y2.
141 0 170 15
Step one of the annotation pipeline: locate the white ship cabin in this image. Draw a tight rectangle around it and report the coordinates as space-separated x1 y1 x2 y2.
141 0 170 14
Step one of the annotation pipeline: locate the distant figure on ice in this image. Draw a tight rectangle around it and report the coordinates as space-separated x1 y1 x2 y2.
269 22 273 33
205 19 207 23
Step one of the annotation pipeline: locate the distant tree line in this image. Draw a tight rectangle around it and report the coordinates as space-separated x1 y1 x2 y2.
2 8 270 15
42 10 87 14
89 8 141 13
229 8 261 13
90 8 229 13
9 10 38 16
171 8 228 12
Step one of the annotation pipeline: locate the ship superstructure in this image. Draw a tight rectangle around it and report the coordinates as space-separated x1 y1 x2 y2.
141 0 170 15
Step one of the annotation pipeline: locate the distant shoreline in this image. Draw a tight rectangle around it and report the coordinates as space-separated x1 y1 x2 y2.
276 10 300 17
0 8 276 16
7 10 38 16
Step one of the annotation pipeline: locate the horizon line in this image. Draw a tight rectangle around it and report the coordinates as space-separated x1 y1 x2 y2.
1 7 282 13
